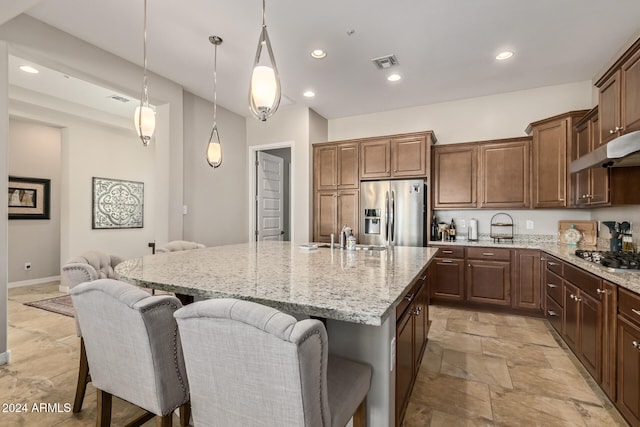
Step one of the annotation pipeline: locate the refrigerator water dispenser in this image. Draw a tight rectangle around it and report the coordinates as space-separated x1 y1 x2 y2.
364 209 381 235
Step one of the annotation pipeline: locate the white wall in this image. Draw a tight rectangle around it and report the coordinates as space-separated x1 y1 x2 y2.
247 106 312 242
329 81 594 144
1 40 10 363
8 119 61 282
182 92 248 246
591 206 640 246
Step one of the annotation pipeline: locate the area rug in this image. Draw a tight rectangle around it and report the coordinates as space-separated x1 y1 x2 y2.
24 295 74 318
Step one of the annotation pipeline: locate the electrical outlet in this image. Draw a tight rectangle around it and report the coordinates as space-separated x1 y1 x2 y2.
390 337 396 372
183 205 188 215
526 220 534 230
24 262 32 271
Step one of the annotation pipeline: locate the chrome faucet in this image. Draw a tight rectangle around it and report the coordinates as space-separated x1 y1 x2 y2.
339 225 348 249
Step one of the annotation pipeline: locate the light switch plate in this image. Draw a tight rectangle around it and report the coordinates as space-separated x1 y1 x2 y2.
390 337 396 372
526 220 534 230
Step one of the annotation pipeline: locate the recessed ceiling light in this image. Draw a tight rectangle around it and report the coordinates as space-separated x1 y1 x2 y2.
310 49 327 59
19 65 39 74
303 90 315 98
496 51 514 61
387 74 402 82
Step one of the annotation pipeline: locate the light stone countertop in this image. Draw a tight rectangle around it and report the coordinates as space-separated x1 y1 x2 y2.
116 241 439 326
430 240 640 295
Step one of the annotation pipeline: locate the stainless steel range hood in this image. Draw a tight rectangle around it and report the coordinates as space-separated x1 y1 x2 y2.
571 130 640 173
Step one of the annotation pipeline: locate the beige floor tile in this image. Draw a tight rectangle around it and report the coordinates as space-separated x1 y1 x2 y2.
481 337 551 369
494 323 559 347
429 409 494 427
446 318 499 338
440 349 513 389
425 329 484 355
508 364 602 405
410 371 493 421
476 311 530 328
490 385 591 427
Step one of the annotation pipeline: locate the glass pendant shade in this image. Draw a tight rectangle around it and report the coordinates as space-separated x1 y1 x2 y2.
134 105 155 146
206 126 222 168
249 1 281 122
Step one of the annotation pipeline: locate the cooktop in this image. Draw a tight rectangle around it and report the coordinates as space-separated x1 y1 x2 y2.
574 249 640 273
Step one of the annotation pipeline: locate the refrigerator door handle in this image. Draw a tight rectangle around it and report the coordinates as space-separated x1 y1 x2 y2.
385 191 389 243
390 190 395 244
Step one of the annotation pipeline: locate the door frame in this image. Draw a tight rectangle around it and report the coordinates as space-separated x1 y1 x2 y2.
248 141 294 243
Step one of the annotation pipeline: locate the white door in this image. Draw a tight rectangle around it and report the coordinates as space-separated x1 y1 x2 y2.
256 151 284 241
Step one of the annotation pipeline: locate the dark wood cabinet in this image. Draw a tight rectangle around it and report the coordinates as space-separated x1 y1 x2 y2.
529 111 588 208
466 255 511 307
431 247 465 301
512 249 541 311
395 272 429 427
617 315 640 427
432 143 477 209
601 281 618 401
313 190 359 243
597 37 640 144
360 138 391 179
544 255 564 333
313 142 359 242
362 134 430 179
573 108 610 207
478 138 531 208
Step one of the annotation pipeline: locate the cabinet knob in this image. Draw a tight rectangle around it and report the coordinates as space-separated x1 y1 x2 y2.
596 288 606 294
632 308 640 317
548 310 558 317
547 283 557 288
610 129 616 134
482 252 495 256
633 341 640 350
559 198 565 201
404 293 415 302
548 262 559 266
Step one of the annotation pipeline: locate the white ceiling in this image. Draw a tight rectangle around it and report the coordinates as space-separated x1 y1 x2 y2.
9 0 640 120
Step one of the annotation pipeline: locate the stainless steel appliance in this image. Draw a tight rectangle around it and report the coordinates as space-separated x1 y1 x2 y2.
575 249 640 273
360 179 426 247
571 130 640 172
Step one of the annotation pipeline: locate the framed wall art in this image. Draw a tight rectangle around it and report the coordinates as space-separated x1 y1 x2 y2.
92 177 144 229
8 176 51 220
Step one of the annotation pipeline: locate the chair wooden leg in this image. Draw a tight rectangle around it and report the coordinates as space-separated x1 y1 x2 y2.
179 402 191 427
96 389 112 427
352 397 367 427
155 414 172 427
73 338 91 413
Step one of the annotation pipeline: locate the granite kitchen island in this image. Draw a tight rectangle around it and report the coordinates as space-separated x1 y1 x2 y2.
116 241 439 426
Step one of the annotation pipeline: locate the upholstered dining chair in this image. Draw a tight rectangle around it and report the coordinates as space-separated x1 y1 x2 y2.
70 279 190 427
61 250 123 413
175 298 372 427
155 240 205 253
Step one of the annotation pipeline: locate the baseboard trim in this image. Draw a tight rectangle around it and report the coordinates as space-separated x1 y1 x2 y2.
8 275 61 289
0 350 11 365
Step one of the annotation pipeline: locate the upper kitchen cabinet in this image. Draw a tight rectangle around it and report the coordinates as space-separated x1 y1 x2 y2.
432 143 477 209
573 108 609 207
596 37 640 145
478 137 531 209
433 137 530 209
528 110 588 208
360 132 435 179
313 142 359 191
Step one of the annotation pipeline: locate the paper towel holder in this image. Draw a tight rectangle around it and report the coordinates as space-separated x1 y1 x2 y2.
468 218 479 241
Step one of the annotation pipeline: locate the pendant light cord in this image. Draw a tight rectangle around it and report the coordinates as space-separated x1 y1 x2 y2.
213 41 218 126
141 0 149 107
262 0 266 28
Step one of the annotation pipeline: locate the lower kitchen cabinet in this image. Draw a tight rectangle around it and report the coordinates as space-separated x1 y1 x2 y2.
513 250 542 310
466 259 511 306
601 281 618 400
432 247 465 301
617 316 640 426
396 269 429 426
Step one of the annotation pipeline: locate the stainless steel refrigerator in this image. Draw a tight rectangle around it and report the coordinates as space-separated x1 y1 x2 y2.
360 179 427 247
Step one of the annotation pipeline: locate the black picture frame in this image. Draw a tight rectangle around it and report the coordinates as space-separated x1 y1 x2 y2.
8 176 51 220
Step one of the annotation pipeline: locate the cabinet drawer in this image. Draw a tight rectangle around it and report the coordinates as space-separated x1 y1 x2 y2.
466 247 511 261
564 263 602 299
434 246 465 259
546 295 563 334
396 278 423 321
619 287 640 328
545 271 563 307
545 255 563 276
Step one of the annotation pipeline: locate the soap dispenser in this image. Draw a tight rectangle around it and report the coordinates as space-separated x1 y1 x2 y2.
347 230 356 251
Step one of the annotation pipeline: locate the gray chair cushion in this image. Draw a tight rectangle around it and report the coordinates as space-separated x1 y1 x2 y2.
61 251 124 337
175 298 371 427
155 240 205 253
71 279 189 416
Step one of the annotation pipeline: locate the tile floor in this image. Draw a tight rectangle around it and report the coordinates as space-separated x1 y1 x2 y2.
0 283 630 426
403 305 629 426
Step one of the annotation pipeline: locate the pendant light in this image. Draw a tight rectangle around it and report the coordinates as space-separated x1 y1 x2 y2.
249 0 281 122
206 36 223 168
134 0 155 146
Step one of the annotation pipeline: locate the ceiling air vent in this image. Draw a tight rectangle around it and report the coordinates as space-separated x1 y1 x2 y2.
109 95 130 103
371 54 399 70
